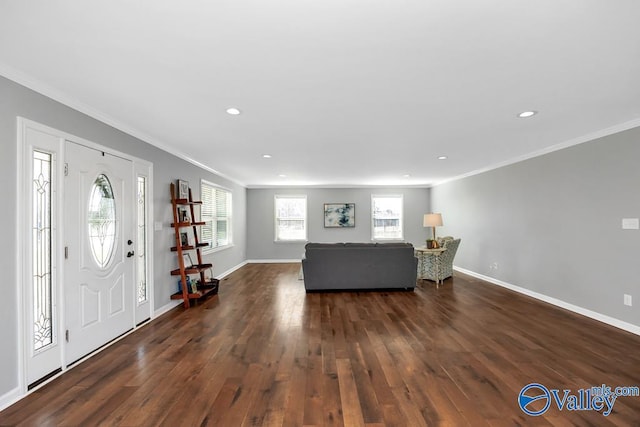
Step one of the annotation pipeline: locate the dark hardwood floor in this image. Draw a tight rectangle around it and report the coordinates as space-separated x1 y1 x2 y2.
1 263 639 426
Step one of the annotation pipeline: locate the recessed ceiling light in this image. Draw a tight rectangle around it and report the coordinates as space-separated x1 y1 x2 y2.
518 110 537 118
438 156 448 160
402 174 411 178
278 174 287 178
226 107 241 115
262 154 272 158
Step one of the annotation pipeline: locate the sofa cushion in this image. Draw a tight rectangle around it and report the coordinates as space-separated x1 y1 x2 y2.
344 242 375 247
305 242 345 249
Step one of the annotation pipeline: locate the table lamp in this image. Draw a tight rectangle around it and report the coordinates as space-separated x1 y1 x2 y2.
423 213 443 248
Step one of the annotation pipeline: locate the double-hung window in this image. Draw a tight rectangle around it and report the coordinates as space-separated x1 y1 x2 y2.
275 195 307 241
371 194 404 240
201 181 232 251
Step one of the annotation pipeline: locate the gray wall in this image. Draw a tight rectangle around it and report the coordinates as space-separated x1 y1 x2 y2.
431 126 640 328
247 187 430 259
0 76 247 398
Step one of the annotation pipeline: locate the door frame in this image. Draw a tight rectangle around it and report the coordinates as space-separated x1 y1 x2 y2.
16 117 154 395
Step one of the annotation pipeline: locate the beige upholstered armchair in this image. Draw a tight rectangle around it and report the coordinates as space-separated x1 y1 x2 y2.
418 237 461 284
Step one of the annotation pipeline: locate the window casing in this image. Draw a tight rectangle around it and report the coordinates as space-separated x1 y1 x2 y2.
275 195 307 241
371 194 404 241
201 181 232 251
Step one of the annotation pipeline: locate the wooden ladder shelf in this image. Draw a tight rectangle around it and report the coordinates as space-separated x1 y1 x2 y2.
169 182 219 308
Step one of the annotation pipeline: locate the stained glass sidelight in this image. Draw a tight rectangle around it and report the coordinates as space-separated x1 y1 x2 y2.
88 174 117 268
136 176 147 303
32 151 53 351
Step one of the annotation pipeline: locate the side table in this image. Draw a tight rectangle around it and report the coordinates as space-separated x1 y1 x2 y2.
414 247 447 286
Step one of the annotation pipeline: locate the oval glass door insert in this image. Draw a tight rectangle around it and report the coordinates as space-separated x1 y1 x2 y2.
88 174 117 268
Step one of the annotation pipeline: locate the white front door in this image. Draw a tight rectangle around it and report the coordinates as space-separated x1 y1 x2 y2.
64 141 135 364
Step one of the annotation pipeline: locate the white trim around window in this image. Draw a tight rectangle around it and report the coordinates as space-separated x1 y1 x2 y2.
274 195 307 242
371 194 404 241
200 180 233 253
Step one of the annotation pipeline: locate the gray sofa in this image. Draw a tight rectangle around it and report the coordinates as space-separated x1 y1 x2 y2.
302 242 418 291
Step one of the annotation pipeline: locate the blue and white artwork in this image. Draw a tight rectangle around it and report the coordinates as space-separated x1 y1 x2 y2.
324 203 355 228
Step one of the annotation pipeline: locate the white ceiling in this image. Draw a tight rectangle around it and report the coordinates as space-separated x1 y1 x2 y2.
2 1 640 187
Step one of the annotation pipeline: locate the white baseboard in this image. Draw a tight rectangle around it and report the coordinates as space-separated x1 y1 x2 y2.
216 260 249 278
246 259 302 263
454 266 640 336
153 260 249 319
4 258 252 412
0 316 155 412
153 300 182 318
0 386 22 413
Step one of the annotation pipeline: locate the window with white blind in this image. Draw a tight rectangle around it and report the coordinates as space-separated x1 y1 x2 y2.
201 181 232 251
371 194 404 241
275 195 307 241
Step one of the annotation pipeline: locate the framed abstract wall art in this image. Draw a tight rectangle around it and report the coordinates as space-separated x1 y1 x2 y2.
324 203 355 228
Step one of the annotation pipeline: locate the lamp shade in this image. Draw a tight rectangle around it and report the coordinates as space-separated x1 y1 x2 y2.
423 213 443 227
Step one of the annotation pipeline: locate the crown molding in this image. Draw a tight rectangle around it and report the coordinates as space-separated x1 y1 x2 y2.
433 117 640 188
0 63 246 187
246 183 432 189
4 62 640 191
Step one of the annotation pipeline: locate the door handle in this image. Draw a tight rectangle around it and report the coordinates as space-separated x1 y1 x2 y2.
127 251 135 258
